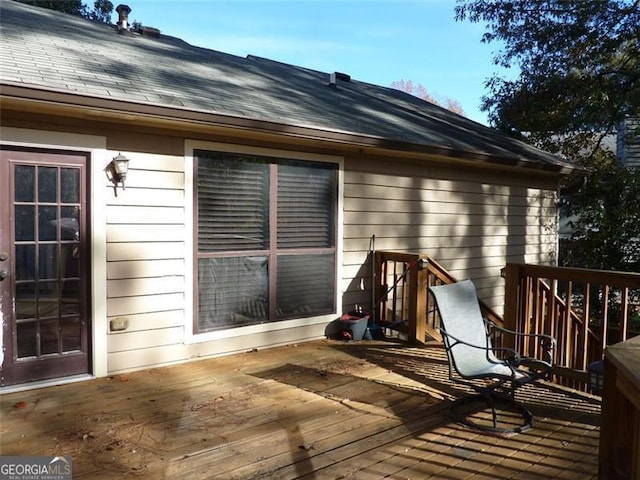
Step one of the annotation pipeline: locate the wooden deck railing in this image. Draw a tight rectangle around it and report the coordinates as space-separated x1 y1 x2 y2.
504 263 640 390
374 251 640 392
373 251 503 344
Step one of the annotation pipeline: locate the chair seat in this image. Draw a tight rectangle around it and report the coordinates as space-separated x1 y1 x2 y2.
465 362 525 380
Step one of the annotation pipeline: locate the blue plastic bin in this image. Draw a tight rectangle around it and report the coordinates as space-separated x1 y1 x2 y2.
340 311 370 341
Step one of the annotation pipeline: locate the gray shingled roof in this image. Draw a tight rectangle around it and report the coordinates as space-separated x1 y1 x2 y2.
0 0 573 171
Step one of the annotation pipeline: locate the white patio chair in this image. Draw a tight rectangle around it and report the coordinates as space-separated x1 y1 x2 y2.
429 279 555 433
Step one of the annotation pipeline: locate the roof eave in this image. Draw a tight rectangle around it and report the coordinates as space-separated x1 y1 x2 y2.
0 82 576 175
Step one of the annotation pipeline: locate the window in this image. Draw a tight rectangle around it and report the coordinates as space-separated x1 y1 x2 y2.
195 150 337 333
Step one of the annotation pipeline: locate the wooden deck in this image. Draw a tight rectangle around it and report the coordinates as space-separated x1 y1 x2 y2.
1 340 601 479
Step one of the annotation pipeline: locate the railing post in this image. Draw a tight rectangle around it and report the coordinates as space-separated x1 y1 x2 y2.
410 259 428 345
503 263 522 350
407 255 426 344
373 250 386 322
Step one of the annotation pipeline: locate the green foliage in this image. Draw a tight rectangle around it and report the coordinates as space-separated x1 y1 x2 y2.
14 0 113 23
455 0 639 142
456 0 640 271
560 154 640 271
82 0 114 23
15 0 83 15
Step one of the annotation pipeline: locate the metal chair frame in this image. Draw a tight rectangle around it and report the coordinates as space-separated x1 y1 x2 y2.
429 280 555 433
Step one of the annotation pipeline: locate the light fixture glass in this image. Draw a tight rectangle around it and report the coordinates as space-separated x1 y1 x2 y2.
112 153 129 175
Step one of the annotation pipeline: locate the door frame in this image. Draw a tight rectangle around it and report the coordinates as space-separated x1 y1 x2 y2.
1 148 92 384
0 127 109 389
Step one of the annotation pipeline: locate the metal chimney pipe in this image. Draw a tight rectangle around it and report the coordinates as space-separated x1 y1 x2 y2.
116 4 131 30
328 72 337 88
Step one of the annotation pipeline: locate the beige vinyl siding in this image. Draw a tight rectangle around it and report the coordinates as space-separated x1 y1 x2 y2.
105 153 188 371
103 148 560 373
2 122 565 379
106 323 323 373
341 158 559 315
107 259 184 279
105 147 338 373
107 242 185 261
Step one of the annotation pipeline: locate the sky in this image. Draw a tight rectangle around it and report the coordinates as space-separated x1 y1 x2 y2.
122 0 513 125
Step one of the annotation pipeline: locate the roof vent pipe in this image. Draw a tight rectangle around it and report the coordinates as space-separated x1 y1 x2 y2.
116 4 132 31
328 71 351 88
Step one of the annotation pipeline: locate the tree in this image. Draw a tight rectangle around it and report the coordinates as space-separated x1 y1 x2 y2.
456 0 640 271
15 0 83 15
15 0 114 23
390 79 465 116
82 0 114 23
561 151 640 271
455 1 639 146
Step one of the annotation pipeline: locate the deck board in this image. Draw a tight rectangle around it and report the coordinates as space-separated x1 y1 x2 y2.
1 339 600 479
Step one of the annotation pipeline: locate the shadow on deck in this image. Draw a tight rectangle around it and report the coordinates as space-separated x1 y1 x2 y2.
0 340 601 479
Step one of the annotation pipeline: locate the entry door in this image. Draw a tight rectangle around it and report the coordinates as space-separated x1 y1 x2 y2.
0 149 90 386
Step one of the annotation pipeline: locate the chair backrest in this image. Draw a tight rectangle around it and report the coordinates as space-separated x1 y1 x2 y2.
429 280 498 377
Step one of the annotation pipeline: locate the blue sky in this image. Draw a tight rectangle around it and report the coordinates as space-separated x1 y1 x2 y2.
124 0 512 125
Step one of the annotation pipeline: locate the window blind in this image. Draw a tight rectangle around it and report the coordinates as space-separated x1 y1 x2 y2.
277 162 336 249
195 150 337 332
197 154 269 252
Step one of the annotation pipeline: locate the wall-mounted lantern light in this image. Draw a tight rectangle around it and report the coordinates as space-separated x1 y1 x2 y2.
106 153 130 194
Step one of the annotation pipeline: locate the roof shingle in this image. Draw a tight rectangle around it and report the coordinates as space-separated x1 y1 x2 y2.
0 0 573 171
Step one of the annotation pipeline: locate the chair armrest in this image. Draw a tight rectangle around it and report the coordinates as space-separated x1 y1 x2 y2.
485 320 556 348
484 320 556 364
439 328 523 366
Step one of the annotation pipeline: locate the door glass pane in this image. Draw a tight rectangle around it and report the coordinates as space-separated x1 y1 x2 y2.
61 317 81 352
16 322 37 358
61 280 80 314
38 167 57 203
39 206 58 241
39 245 58 280
15 245 35 280
38 281 59 317
60 206 80 241
61 168 79 203
40 320 59 354
198 256 268 331
60 245 79 278
15 165 35 202
16 283 36 319
15 205 35 241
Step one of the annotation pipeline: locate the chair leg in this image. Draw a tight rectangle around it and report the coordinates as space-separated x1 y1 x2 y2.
488 394 498 431
448 392 534 434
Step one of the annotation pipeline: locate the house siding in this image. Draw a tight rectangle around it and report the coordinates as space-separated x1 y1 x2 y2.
105 153 188 371
1 123 560 377
617 117 640 168
105 146 339 373
341 157 559 314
